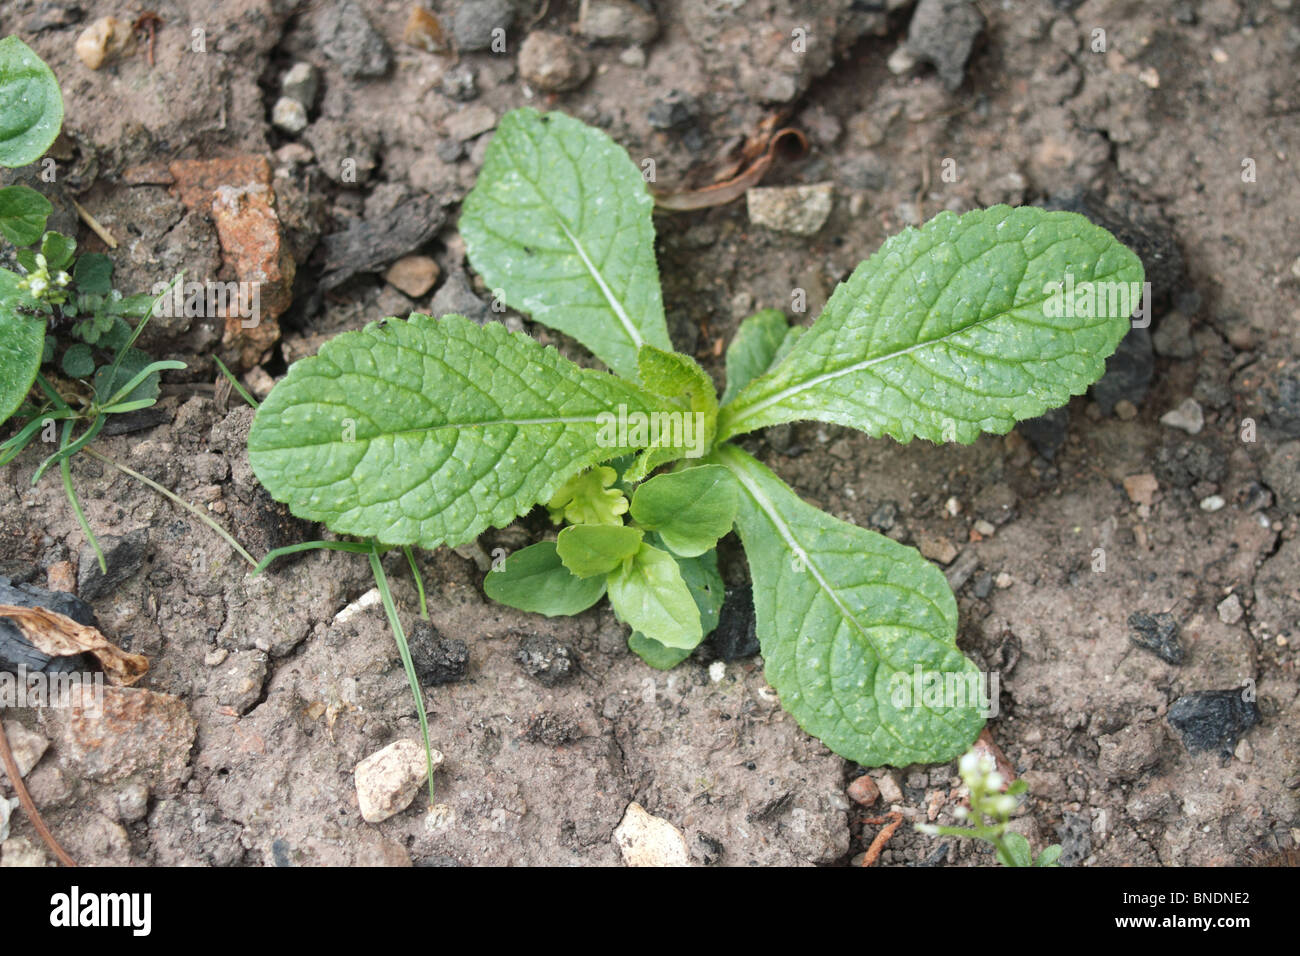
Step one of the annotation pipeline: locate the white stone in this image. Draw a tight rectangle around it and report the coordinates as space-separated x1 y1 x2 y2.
1160 398 1205 435
614 802 690 866
272 97 308 135
355 739 443 824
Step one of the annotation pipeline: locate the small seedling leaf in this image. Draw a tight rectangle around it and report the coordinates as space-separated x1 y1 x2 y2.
0 184 52 246
607 541 702 650
556 523 643 578
721 309 803 404
630 464 737 557
483 541 606 616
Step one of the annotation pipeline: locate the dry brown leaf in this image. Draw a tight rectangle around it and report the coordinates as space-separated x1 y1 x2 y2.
0 604 148 686
654 121 808 212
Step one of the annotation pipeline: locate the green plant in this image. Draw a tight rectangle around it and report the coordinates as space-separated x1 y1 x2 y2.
249 108 1143 768
0 36 199 571
916 749 1062 866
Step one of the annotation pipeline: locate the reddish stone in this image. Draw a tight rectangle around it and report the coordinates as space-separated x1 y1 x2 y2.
168 156 296 368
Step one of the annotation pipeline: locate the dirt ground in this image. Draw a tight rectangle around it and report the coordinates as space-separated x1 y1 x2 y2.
1 0 1297 866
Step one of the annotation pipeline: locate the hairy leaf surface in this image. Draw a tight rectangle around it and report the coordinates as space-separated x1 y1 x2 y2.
719 206 1144 444
249 314 665 549
460 108 671 379
715 444 985 765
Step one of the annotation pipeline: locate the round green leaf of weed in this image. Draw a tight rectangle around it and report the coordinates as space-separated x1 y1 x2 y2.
483 541 606 616
0 184 52 245
0 267 46 424
60 342 94 378
40 230 75 272
72 253 113 295
630 464 738 557
606 543 702 649
628 632 691 670
997 832 1033 867
0 36 65 168
556 524 643 578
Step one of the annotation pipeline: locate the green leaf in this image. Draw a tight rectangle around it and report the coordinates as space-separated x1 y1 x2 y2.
627 540 725 669
0 36 64 168
0 184 51 245
629 464 737 557
92 347 162 405
627 632 692 670
672 544 724 638
460 108 672 379
483 541 605 616
556 523 643 577
624 346 718 482
714 443 985 766
248 313 668 550
1033 844 1063 867
73 253 113 295
607 542 702 650
60 342 94 378
997 832 1033 867
546 465 629 526
0 267 45 424
721 309 803 404
40 230 74 272
718 206 1145 444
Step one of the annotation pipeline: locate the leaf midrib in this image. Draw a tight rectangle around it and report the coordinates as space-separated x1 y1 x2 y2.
718 243 1128 439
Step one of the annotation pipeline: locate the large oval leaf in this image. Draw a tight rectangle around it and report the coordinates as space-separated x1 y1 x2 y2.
460 108 672 380
0 267 45 425
718 205 1144 444
0 36 64 168
715 444 985 766
248 314 666 549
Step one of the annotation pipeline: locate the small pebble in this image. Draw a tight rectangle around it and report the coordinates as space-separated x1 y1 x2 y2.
1114 399 1139 420
614 803 689 867
385 255 441 298
75 16 135 70
1160 398 1205 435
403 6 448 52
847 775 880 807
876 773 904 805
1217 593 1244 624
272 97 308 135
994 572 1013 589
1199 494 1226 512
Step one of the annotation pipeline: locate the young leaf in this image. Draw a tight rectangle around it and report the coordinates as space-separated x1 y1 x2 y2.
40 230 75 272
672 544 725 639
248 314 667 550
627 633 691 670
629 464 737 557
60 342 94 378
607 542 702 650
718 206 1145 444
73 253 113 295
997 832 1033 867
0 36 64 168
714 444 985 766
721 309 803 404
0 184 52 246
546 465 629 526
627 540 725 669
483 541 606 616
460 108 672 379
91 347 164 405
556 523 643 578
0 267 45 424
624 345 718 481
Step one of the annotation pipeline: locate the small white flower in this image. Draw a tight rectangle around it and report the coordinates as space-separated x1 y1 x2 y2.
986 771 1004 792
959 752 980 775
953 805 968 820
